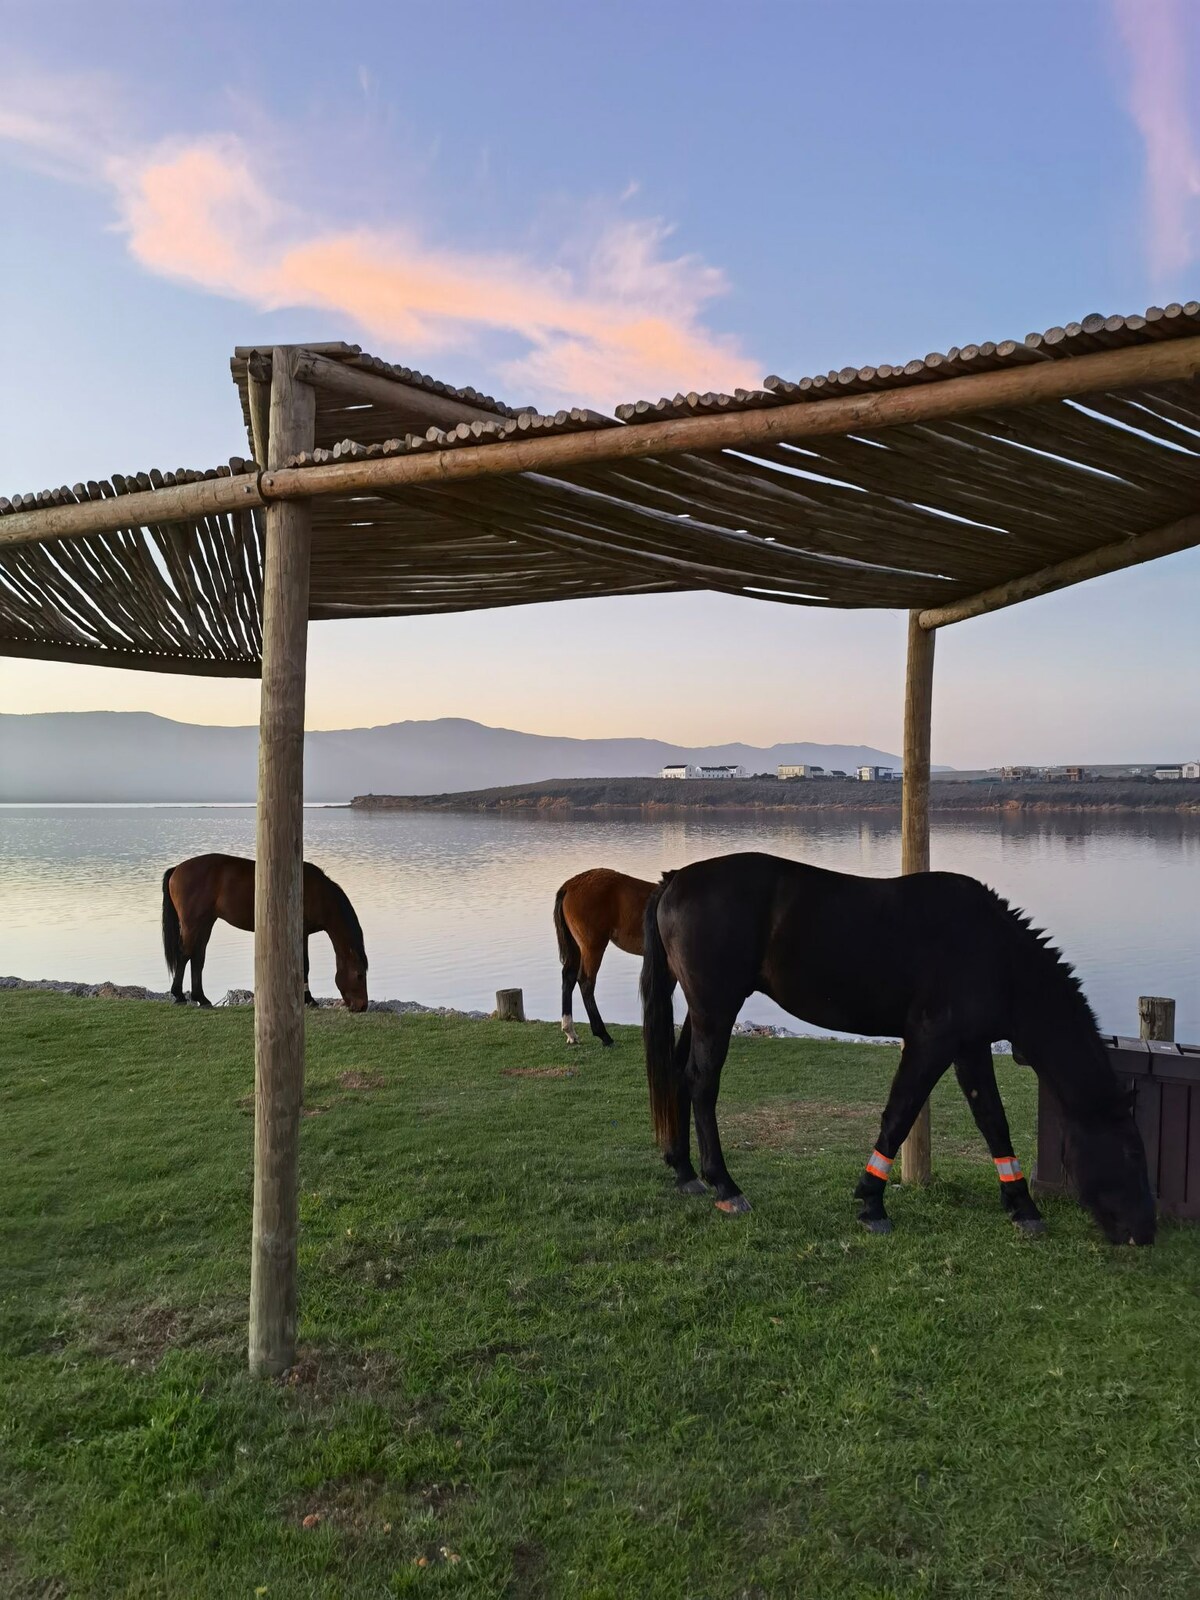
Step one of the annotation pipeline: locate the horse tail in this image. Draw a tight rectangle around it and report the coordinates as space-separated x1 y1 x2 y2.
553 884 580 978
641 873 680 1150
161 867 182 976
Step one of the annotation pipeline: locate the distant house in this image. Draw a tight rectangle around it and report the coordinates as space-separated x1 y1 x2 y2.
661 764 696 779
1001 765 1040 781
857 765 897 782
778 763 823 779
829 769 847 779
1045 766 1086 782
1183 761 1200 780
1154 767 1183 781
697 764 745 780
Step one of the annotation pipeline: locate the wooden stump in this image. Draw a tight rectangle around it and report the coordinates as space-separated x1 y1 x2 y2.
496 988 526 1022
1139 996 1176 1042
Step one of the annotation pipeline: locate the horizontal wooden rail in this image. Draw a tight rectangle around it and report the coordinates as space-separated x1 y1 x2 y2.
917 510 1200 629
292 350 503 428
260 334 1200 502
0 474 263 547
0 636 261 676
2 334 1199 555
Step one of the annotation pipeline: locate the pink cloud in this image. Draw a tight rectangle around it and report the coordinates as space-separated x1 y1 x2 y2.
0 77 759 409
1114 0 1200 278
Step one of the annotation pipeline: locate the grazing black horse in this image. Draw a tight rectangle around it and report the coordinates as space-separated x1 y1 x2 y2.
641 852 1155 1245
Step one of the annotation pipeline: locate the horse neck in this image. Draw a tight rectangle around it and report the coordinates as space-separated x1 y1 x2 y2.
1012 978 1119 1120
315 889 357 969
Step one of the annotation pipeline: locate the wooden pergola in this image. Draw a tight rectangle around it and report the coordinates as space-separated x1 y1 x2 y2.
3 300 1198 1375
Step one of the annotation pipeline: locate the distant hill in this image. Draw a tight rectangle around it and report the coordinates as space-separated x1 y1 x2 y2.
0 712 923 803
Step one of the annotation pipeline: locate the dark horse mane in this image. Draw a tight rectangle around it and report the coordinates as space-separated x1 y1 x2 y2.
985 885 1102 1032
984 884 1133 1116
311 864 368 970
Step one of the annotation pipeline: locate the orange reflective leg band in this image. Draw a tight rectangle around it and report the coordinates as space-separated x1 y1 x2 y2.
994 1156 1023 1183
865 1149 893 1182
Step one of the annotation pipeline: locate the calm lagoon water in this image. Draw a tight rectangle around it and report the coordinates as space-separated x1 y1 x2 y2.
0 804 1196 1039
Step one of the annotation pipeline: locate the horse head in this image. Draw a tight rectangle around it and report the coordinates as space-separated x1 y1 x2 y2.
335 956 369 1013
1063 1096 1156 1245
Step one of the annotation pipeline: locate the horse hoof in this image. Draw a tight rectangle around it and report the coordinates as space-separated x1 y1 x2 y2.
715 1195 751 1215
195 999 213 1010
677 1178 707 1196
1013 1216 1047 1235
599 1038 615 1049
171 995 187 1007
860 1216 892 1234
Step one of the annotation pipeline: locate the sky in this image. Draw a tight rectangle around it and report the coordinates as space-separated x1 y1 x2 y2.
1 0 1198 767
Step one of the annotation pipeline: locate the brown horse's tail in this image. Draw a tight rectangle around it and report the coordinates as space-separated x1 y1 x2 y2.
640 873 680 1150
553 884 580 980
161 867 183 976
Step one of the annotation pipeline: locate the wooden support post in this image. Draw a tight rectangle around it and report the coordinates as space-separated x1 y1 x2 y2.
899 611 936 1186
1139 996 1176 1042
248 349 315 1378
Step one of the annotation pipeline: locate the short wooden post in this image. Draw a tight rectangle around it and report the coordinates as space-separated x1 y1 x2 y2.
1138 996 1176 1042
899 611 936 1186
496 988 526 1022
248 349 315 1377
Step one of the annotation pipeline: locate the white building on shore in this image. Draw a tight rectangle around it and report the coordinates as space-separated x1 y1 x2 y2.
661 763 747 780
857 765 898 781
778 763 824 779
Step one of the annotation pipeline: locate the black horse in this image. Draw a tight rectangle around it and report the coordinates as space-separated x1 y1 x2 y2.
641 852 1155 1245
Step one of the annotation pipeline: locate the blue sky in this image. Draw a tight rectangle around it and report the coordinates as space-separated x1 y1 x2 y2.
1 0 1198 765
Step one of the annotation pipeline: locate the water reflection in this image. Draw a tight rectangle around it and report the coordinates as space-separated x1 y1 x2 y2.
0 805 1196 1038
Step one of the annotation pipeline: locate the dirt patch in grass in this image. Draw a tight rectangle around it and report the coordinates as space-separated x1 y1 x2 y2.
512 1540 547 1598
500 1066 577 1079
280 1345 419 1412
338 1070 386 1091
85 1297 241 1368
726 1098 877 1154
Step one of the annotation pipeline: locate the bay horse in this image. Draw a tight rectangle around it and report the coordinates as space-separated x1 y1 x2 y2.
161 853 368 1011
554 868 655 1045
641 852 1154 1245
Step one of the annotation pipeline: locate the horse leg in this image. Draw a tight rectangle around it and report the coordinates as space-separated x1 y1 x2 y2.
579 940 614 1047
854 1033 955 1233
170 923 190 1005
560 937 580 1046
189 918 215 1008
303 937 317 1007
954 1043 1045 1234
665 1013 704 1194
687 1011 748 1213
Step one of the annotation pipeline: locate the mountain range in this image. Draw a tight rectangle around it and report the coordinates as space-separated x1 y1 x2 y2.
0 712 922 803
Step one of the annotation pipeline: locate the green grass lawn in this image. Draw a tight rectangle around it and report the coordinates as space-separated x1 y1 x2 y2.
1 992 1197 1600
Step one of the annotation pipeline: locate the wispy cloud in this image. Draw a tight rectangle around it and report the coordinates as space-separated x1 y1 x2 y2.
1113 0 1200 279
0 70 758 409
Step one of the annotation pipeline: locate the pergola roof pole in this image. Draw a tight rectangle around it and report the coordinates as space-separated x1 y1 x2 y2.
248 350 315 1377
899 613 936 1185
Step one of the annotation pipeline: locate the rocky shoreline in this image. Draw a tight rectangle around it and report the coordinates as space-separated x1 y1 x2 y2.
1 976 1019 1052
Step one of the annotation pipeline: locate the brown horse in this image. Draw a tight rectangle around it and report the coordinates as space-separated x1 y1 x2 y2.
161 853 368 1011
554 867 654 1045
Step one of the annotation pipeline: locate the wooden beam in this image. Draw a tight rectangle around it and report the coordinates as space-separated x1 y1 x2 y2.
899 610 936 1186
292 349 505 429
0 637 260 677
247 356 271 467
248 349 315 1379
916 510 1200 630
0 474 263 548
4 335 1200 553
261 334 1200 501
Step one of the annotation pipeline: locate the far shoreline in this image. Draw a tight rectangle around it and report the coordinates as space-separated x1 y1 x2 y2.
350 775 1200 817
